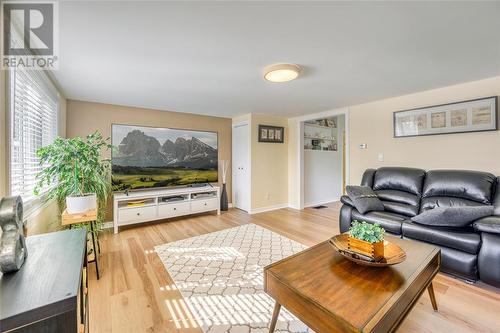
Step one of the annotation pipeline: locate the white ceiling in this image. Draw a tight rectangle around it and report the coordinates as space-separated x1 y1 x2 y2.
54 1 500 118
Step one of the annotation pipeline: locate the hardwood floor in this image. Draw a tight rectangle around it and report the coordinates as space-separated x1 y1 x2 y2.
89 202 500 333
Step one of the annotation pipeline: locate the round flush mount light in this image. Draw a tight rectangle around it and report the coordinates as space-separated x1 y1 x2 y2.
264 63 301 83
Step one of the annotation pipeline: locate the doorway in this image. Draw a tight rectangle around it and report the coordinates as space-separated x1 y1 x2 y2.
232 122 251 212
302 114 347 207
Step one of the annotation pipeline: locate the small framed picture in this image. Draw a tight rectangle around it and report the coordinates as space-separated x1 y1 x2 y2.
258 125 284 143
260 128 268 139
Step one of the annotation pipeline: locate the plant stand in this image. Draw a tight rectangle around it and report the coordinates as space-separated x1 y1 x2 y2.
62 209 101 280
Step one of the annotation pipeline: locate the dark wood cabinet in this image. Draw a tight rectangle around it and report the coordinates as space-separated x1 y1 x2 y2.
0 229 88 333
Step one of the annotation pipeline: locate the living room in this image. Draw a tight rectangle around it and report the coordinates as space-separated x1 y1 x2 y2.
1 1 500 333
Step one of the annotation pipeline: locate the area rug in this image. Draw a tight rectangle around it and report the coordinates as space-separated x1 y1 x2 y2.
155 224 314 333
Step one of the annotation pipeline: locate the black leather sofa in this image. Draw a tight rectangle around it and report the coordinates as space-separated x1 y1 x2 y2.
339 167 500 288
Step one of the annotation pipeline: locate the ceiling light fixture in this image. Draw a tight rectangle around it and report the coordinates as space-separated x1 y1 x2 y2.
264 63 301 83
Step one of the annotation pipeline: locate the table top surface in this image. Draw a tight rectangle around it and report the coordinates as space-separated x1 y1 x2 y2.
264 234 440 332
0 229 86 328
61 208 97 225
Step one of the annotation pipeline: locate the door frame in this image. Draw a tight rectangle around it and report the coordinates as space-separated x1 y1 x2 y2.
232 120 251 212
294 107 350 210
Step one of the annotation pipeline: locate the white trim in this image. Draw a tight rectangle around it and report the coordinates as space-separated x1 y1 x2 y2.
292 107 350 210
102 221 114 229
304 197 340 208
248 203 289 215
232 120 251 212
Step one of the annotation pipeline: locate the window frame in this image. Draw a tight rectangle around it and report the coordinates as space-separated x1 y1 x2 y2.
6 69 60 218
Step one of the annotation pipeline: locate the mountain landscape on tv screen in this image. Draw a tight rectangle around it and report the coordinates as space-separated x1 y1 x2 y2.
112 128 218 190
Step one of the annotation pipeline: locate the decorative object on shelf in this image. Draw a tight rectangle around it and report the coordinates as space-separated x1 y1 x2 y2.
0 196 28 274
258 125 285 143
34 131 112 228
329 233 406 267
220 160 229 211
304 116 339 151
394 96 498 138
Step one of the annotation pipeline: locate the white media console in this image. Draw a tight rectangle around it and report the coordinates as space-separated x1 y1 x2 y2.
113 186 220 233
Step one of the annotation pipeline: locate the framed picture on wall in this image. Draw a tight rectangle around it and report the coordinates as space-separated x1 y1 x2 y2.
258 125 284 143
393 96 498 138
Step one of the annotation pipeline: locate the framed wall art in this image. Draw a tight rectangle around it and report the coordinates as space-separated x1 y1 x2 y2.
393 96 498 138
258 125 284 143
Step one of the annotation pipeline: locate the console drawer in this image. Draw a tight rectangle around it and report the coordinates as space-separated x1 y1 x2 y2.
119 206 157 224
191 198 219 212
158 202 191 218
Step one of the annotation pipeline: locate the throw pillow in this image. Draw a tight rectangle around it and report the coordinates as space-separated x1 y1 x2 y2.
411 205 494 227
346 185 385 214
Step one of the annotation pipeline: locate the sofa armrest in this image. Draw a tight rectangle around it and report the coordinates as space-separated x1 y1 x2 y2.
473 216 500 234
340 195 354 207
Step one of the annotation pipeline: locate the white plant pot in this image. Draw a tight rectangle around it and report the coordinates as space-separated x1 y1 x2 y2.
66 194 97 214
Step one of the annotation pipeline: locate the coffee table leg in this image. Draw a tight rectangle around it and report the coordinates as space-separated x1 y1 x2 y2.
269 302 281 333
427 282 438 311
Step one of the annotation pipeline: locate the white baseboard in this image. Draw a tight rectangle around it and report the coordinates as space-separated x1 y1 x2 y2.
304 197 340 208
248 203 289 215
102 221 114 229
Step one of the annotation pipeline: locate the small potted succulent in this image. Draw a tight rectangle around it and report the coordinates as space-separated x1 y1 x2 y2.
348 221 385 261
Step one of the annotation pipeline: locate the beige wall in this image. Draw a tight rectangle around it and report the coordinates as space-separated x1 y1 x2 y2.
66 100 232 220
349 76 500 184
250 114 288 210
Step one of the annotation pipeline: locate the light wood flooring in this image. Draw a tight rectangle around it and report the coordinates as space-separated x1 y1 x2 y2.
89 202 500 333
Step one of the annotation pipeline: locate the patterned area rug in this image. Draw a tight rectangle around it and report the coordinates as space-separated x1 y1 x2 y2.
155 224 314 333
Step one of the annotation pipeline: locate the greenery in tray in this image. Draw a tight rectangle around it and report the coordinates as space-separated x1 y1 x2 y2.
349 221 385 243
34 131 112 228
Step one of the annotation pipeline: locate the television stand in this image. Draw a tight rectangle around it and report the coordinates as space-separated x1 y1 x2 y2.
112 186 220 233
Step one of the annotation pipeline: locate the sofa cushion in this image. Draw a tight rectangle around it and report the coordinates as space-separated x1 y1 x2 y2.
375 189 420 206
360 169 376 187
351 210 407 235
402 222 481 254
375 189 420 217
473 216 500 234
382 201 419 217
420 196 485 212
373 167 426 196
346 186 384 214
411 206 494 227
493 177 500 215
422 170 496 204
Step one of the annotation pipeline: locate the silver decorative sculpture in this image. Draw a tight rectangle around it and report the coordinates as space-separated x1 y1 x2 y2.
0 196 28 273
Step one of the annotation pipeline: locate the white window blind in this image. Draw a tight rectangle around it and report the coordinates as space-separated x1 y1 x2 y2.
9 69 59 208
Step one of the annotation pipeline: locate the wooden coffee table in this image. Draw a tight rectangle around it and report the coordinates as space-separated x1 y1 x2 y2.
264 235 440 333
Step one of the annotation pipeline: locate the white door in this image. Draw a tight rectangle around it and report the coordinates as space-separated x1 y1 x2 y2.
232 123 250 212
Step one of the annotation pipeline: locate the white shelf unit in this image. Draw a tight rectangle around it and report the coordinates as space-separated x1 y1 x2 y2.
304 119 338 151
113 186 220 233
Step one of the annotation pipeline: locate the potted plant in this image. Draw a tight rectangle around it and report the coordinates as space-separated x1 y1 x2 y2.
34 131 112 220
348 221 385 261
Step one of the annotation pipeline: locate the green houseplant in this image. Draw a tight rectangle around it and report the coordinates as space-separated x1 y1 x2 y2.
348 221 385 260
34 131 112 226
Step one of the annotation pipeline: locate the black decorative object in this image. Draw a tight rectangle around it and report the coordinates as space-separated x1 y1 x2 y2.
258 125 285 143
0 196 28 273
220 183 228 211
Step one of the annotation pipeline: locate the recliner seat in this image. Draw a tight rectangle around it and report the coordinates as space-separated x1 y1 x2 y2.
339 167 500 288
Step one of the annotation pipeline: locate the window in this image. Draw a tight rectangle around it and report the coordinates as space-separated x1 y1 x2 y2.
9 69 59 210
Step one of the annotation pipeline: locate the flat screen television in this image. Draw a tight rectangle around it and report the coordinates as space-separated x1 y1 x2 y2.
111 124 218 191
